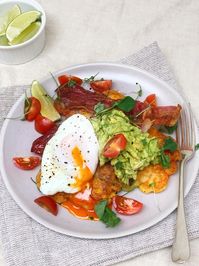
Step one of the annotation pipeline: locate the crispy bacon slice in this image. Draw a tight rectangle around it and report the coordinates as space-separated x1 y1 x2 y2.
143 104 182 126
55 84 181 127
31 126 58 155
55 84 113 116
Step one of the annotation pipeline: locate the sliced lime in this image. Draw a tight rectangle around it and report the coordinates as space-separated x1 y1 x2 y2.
31 81 61 122
9 21 41 45
0 4 21 36
0 35 9 46
6 10 41 42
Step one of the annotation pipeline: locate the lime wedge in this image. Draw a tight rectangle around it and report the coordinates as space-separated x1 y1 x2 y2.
0 35 9 46
6 10 41 42
31 81 61 122
9 21 41 45
0 4 21 36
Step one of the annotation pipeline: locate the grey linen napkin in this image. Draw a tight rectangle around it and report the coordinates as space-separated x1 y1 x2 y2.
1 42 199 266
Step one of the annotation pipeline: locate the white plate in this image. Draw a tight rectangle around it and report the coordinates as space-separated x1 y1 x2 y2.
1 62 199 239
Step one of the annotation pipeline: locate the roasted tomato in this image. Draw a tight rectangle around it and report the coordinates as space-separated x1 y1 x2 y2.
34 114 56 134
90 80 112 93
13 156 41 170
58 75 82 85
24 97 41 121
34 196 58 216
144 94 157 107
113 195 143 215
103 134 127 159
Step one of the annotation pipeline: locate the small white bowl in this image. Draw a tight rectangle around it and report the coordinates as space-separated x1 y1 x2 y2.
0 0 46 65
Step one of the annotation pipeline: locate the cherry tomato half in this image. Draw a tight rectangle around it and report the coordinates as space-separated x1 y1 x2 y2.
103 134 127 159
113 195 143 215
58 75 82 85
34 114 56 134
24 97 41 121
144 94 157 107
90 80 112 93
13 156 41 170
34 196 58 216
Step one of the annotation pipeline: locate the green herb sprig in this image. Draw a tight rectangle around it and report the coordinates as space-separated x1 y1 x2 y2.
94 96 135 116
67 79 77 87
83 72 99 83
195 144 199 151
160 138 178 168
94 200 121 227
159 123 177 134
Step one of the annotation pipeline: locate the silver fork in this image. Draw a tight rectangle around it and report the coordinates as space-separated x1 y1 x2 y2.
171 104 196 263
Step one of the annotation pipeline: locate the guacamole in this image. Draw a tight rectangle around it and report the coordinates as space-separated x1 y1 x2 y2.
91 109 160 185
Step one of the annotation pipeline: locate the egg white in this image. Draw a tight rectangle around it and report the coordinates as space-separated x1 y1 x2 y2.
40 114 99 195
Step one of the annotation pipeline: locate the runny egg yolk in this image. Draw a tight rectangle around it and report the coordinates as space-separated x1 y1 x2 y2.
71 146 93 189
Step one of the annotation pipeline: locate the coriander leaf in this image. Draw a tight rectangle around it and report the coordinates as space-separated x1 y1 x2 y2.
67 79 77 87
94 200 121 227
83 72 99 83
113 96 135 112
159 124 177 134
160 152 170 168
162 138 177 152
94 200 107 219
165 124 177 134
142 139 147 146
94 102 105 114
195 144 199 151
101 207 121 227
149 181 156 187
115 161 123 170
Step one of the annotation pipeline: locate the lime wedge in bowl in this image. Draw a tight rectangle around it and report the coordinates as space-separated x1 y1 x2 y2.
9 21 41 45
0 4 21 37
6 10 41 42
0 35 8 46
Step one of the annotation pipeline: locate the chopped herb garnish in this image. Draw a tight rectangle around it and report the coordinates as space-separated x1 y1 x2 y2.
195 144 199 151
94 200 121 227
94 96 136 116
163 138 177 152
160 152 170 168
149 181 156 187
113 96 135 112
142 139 147 146
67 79 77 87
94 102 106 114
160 138 177 168
159 123 177 134
83 72 99 83
115 161 123 170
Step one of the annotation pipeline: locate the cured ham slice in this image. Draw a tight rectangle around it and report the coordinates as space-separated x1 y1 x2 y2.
54 84 113 116
143 104 182 126
31 126 58 155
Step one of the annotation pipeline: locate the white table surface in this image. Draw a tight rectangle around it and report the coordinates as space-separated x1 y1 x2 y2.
1 0 199 265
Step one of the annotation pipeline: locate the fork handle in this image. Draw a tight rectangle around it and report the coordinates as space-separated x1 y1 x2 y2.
171 158 190 263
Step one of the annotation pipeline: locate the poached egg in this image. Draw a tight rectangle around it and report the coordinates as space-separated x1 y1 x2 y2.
40 114 99 195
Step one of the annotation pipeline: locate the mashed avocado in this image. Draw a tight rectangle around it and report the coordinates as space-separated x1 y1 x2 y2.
91 109 160 185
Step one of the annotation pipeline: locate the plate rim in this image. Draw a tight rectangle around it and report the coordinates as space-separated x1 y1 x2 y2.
0 62 198 239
